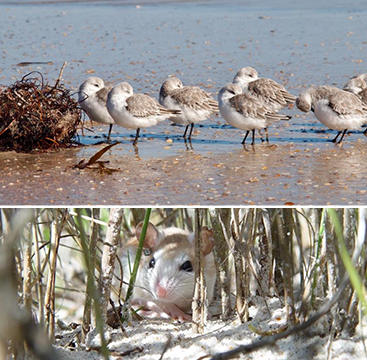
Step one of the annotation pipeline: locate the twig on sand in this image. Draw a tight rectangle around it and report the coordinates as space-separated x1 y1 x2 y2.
54 61 68 89
72 142 120 171
159 333 172 360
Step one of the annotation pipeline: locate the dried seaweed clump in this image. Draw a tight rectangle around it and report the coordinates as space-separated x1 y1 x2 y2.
0 72 81 152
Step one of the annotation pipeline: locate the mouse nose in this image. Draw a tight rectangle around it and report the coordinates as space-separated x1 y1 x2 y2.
156 283 168 299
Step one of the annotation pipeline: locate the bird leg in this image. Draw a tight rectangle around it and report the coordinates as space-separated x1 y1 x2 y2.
241 131 250 145
184 138 194 151
337 129 348 144
107 124 113 143
251 129 256 145
188 123 195 140
265 127 269 142
331 131 342 143
259 129 264 142
182 125 189 139
133 128 140 146
259 127 269 142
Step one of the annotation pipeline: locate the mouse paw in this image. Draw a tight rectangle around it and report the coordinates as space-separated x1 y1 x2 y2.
131 299 191 321
131 299 171 319
161 303 192 322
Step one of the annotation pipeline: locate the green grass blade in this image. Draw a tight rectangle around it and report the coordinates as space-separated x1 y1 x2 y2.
125 208 152 304
327 208 367 316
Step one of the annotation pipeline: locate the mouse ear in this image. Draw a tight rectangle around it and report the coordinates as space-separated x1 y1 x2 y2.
135 221 159 249
201 226 215 255
189 227 215 255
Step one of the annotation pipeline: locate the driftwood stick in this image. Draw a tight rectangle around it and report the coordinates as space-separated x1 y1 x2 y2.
54 61 67 89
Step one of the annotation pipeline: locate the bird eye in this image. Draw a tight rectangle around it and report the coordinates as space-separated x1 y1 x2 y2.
94 83 100 87
180 261 193 272
149 258 155 269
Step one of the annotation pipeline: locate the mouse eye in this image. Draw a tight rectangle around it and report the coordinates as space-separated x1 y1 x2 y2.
149 258 155 269
180 260 193 272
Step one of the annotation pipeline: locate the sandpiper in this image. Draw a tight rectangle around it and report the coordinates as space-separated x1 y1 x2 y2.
107 82 180 145
296 85 367 143
78 77 115 142
233 67 296 113
343 74 367 104
159 76 218 140
218 83 291 145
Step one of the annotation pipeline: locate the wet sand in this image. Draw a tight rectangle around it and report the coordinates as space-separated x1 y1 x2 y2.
1 137 366 205
0 0 367 205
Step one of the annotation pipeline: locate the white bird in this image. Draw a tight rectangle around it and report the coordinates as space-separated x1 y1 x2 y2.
233 67 296 113
107 82 180 145
296 85 367 143
218 83 291 145
343 73 367 104
159 77 218 140
78 77 115 142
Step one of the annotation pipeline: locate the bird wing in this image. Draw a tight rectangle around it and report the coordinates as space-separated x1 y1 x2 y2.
248 78 296 105
360 89 367 104
126 94 179 117
229 94 267 120
329 91 367 116
265 113 292 121
171 86 218 112
96 84 112 103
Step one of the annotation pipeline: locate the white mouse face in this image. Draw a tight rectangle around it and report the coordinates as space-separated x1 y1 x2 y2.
143 234 196 307
127 222 216 312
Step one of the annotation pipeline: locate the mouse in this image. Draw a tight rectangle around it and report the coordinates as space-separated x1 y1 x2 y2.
121 221 216 321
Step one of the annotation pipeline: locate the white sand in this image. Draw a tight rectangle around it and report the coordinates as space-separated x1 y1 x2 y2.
54 296 367 360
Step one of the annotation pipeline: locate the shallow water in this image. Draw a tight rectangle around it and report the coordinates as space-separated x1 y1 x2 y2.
0 0 367 205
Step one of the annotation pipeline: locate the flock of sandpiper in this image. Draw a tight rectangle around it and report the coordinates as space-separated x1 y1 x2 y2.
77 68 367 145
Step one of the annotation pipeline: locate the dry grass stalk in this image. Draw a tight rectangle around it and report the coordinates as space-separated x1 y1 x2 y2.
44 210 68 341
33 221 45 327
22 222 33 311
281 209 296 324
258 209 274 296
210 209 232 320
192 209 206 334
99 208 124 319
0 209 59 360
229 209 249 322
